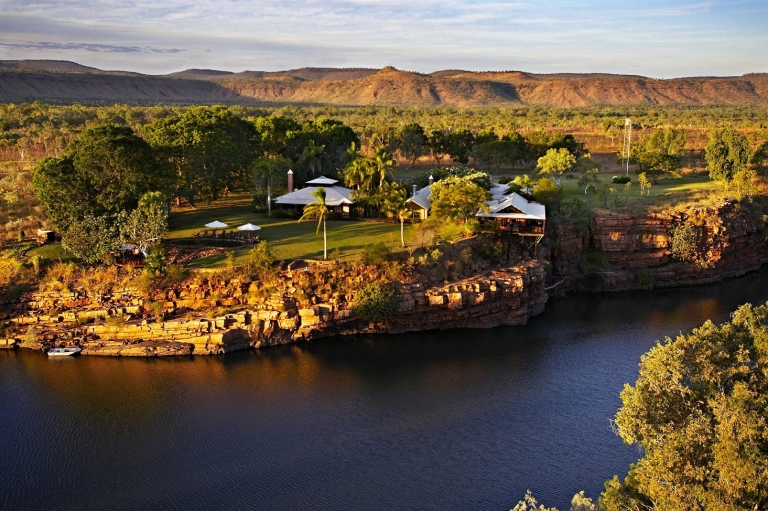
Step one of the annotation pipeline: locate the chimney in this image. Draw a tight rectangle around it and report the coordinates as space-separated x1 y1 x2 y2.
412 184 417 197
428 175 434 186
287 169 293 193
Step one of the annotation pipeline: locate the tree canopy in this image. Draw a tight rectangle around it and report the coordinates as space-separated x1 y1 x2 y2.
602 302 768 511
537 148 577 179
32 124 172 231
705 128 751 183
143 106 257 204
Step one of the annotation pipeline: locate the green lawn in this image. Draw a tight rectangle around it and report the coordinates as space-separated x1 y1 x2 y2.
166 199 423 266
25 243 77 263
560 173 720 208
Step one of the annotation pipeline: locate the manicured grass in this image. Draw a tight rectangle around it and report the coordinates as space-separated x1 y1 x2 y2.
559 173 721 210
186 219 418 267
25 243 77 263
166 196 425 266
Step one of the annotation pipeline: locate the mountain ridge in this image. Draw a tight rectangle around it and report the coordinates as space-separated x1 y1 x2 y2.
1 60 767 107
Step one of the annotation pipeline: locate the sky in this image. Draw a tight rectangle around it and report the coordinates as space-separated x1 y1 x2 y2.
0 0 766 77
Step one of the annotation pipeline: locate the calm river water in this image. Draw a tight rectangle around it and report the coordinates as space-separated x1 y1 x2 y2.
4 269 768 511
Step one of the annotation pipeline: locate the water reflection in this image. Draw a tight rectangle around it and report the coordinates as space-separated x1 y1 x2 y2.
3 269 768 511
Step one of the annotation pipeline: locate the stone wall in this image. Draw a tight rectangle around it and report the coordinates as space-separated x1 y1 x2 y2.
551 200 768 291
2 259 547 356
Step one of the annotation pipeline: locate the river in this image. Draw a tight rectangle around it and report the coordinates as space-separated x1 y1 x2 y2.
3 269 768 511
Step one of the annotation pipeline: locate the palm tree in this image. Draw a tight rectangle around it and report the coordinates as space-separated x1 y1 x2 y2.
252 156 292 214
298 187 330 260
372 146 394 187
344 141 360 166
381 182 411 247
342 157 375 191
300 140 325 176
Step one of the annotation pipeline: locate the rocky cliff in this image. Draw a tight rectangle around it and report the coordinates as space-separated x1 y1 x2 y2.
1 259 546 356
551 200 768 291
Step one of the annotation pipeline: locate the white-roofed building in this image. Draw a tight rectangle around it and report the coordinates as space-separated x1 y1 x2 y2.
305 176 340 186
406 185 432 220
477 192 546 237
274 177 355 215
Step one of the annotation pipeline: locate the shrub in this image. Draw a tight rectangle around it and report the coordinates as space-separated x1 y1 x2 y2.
612 175 631 184
670 224 698 261
267 209 298 219
144 245 168 275
352 282 399 322
362 242 392 266
252 193 268 213
247 242 276 280
580 249 605 271
479 240 504 261
636 269 654 290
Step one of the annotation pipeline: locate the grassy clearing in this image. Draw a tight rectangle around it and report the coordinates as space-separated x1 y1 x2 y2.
185 219 419 267
167 195 435 266
25 243 76 263
560 173 721 210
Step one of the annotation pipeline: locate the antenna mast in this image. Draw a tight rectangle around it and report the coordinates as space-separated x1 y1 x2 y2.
622 118 632 176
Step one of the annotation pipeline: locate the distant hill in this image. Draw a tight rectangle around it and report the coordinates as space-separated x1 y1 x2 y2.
1 60 768 107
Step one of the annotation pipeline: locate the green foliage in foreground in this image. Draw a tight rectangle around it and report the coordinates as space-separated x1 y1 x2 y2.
602 302 768 511
511 490 596 511
352 282 399 322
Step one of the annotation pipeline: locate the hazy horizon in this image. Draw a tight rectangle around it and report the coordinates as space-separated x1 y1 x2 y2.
0 0 766 78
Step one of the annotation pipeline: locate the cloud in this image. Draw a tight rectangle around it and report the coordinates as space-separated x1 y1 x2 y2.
0 41 185 54
0 0 765 76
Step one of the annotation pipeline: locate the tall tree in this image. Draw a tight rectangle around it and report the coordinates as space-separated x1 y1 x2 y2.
299 140 325 176
536 148 577 183
381 182 410 247
705 128 751 184
396 122 426 169
143 107 256 205
426 130 449 166
648 127 687 156
32 124 171 231
447 129 475 164
298 187 330 260
252 156 292 214
372 146 395 187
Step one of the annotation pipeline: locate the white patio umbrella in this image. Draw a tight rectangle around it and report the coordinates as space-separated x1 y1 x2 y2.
205 220 228 229
237 223 261 231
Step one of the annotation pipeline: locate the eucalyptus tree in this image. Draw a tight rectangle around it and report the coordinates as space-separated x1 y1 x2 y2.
705 128 751 184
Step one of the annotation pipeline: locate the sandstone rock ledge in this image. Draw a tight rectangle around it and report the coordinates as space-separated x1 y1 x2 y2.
6 260 547 356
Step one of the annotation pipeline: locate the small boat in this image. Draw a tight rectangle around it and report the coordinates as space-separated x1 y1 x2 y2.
47 347 82 357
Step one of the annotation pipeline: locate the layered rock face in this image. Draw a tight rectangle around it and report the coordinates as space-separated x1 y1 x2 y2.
551 200 768 291
2 260 546 356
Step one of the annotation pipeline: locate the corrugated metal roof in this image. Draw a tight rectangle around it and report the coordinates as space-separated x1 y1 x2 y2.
479 192 546 220
305 176 339 185
275 186 354 206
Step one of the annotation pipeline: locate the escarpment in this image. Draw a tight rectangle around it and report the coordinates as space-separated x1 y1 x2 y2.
551 200 768 291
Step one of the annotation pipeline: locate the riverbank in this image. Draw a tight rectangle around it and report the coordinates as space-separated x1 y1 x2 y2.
3 197 768 356
1 237 546 355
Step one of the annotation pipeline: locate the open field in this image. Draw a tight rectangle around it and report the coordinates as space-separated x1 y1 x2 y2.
559 173 722 209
